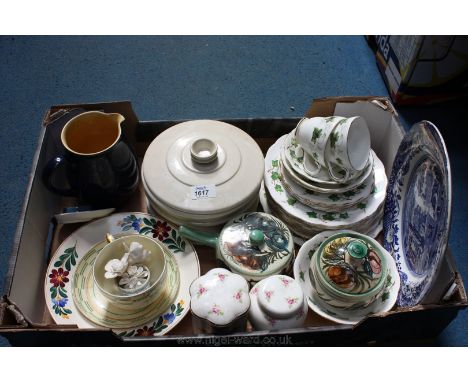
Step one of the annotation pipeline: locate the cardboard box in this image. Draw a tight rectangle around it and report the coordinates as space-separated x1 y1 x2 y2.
1 97 466 346
367 36 468 105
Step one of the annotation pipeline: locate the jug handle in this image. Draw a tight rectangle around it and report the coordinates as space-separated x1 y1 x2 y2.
42 156 79 197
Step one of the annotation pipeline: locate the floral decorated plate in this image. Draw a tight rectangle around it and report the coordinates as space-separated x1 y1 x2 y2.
44 212 200 337
294 231 399 325
383 121 451 307
265 136 386 230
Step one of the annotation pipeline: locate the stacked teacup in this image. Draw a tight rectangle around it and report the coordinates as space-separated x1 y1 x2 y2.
262 116 387 241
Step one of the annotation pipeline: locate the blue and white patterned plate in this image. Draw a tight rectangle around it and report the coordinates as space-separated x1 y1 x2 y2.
383 121 451 307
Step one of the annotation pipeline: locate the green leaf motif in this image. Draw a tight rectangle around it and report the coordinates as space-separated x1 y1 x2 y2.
53 242 78 271
271 171 280 181
339 212 349 219
307 211 317 219
274 184 283 193
335 119 347 127
299 271 305 282
381 291 390 302
311 128 322 144
272 160 279 168
357 202 367 210
330 132 339 149
287 197 297 206
328 194 340 202
342 190 355 198
322 212 336 221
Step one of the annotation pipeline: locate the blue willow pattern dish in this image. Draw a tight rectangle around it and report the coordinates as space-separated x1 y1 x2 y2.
383 121 451 307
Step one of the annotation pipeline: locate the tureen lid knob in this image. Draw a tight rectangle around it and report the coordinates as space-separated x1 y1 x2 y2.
347 240 367 259
249 229 265 246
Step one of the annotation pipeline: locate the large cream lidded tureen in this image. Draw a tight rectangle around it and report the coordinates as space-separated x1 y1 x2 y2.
142 120 264 229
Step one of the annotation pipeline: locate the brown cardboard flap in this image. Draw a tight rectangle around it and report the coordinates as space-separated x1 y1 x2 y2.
305 96 394 117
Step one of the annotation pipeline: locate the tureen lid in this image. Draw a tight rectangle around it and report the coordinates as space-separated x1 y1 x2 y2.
316 233 386 296
142 120 264 215
189 268 250 326
256 275 304 318
218 212 294 277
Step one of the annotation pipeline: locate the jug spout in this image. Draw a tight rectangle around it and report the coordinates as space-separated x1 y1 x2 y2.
105 112 126 126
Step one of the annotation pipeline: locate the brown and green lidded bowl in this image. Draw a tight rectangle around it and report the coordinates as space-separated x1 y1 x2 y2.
312 232 387 304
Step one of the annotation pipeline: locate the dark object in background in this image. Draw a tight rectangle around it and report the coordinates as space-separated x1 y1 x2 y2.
42 111 139 208
366 36 468 105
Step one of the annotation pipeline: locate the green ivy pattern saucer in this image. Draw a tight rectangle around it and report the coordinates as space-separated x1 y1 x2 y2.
264 136 386 229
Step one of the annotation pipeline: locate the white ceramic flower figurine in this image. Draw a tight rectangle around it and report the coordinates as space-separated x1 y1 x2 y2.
103 241 151 281
104 253 129 279
118 265 149 289
126 241 150 265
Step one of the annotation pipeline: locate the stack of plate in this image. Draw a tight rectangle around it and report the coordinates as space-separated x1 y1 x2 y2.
260 131 387 240
142 120 264 230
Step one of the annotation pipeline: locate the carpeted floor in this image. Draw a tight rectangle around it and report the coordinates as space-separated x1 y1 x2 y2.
0 36 466 346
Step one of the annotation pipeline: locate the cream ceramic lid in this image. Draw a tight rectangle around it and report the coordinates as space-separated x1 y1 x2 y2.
142 120 264 215
256 275 304 318
189 268 250 326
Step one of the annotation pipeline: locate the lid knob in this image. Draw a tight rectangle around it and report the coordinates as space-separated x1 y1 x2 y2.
347 240 367 259
249 229 265 246
190 138 218 164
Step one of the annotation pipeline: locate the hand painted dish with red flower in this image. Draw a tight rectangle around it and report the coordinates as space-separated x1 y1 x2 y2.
294 230 400 324
309 232 389 311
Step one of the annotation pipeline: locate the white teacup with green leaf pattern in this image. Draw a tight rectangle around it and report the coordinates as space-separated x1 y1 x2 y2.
326 116 371 183
295 116 346 176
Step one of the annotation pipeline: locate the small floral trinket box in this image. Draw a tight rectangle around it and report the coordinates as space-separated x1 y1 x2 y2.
189 268 250 334
249 275 307 330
